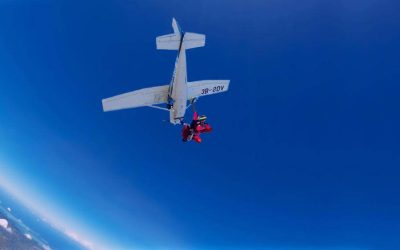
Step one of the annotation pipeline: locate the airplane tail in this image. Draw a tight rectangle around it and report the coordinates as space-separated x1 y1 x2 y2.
156 18 205 50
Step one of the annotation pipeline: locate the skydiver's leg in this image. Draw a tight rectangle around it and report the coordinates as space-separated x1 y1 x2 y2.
193 134 202 143
181 125 190 142
193 111 198 121
203 124 213 133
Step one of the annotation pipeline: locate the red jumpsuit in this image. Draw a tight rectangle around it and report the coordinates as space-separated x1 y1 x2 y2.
181 112 212 143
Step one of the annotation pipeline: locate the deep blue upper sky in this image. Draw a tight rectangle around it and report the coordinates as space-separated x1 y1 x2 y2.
0 0 399 249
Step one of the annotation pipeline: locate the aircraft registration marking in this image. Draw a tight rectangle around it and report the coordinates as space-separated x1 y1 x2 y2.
201 85 225 95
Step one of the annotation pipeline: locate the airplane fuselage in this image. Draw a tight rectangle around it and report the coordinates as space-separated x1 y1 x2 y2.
168 33 188 124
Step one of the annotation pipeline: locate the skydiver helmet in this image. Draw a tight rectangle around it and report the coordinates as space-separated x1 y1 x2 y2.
198 115 207 121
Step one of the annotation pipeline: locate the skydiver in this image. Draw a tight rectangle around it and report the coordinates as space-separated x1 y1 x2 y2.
181 111 212 143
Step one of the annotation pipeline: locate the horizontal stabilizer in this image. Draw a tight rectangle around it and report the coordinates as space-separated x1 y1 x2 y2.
156 33 206 50
156 18 181 50
187 80 230 100
183 32 205 49
156 33 181 50
102 85 169 112
156 18 205 50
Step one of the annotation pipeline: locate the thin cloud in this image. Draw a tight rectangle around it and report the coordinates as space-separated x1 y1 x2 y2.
24 233 33 240
65 230 94 250
42 244 52 250
0 218 12 233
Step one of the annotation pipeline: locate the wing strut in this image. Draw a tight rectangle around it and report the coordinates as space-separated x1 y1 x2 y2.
147 105 170 111
187 98 198 113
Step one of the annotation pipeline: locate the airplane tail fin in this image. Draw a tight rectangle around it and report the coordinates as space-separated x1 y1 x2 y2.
156 18 205 50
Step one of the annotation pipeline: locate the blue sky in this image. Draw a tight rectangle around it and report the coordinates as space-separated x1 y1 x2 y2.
0 0 400 249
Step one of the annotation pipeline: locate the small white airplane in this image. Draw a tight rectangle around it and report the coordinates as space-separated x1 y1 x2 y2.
102 18 230 125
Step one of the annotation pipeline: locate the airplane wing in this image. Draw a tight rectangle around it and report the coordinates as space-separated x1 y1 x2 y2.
187 80 230 100
102 85 169 112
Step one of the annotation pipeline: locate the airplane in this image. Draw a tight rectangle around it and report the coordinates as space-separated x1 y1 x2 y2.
102 18 230 125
